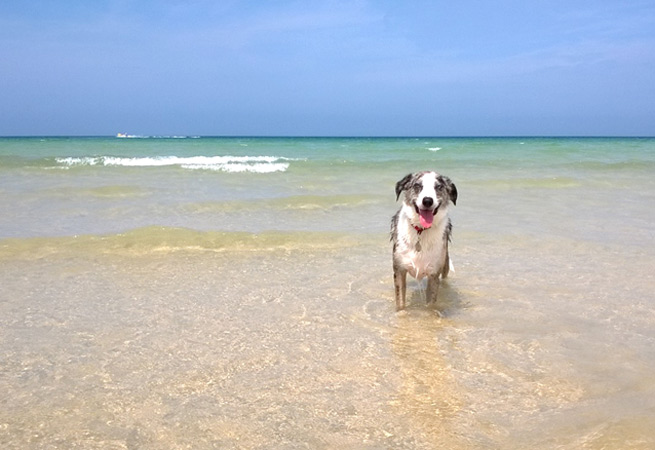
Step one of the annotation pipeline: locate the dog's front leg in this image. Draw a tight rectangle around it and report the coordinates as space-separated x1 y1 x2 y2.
393 268 407 311
426 273 440 305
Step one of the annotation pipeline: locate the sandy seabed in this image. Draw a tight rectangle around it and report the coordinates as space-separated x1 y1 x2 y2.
2 232 655 449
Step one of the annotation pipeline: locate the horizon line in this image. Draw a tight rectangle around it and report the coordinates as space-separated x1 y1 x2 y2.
1 134 654 139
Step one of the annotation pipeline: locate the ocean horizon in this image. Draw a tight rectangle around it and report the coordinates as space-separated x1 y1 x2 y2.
2 133 654 137
2 135 655 447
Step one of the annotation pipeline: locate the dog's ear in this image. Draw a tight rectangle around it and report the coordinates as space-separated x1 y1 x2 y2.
439 175 458 205
395 173 413 201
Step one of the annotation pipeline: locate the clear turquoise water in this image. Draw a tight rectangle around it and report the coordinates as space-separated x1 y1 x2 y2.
2 136 654 240
2 136 655 447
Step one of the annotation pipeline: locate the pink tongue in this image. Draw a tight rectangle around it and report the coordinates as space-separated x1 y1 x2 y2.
419 209 434 228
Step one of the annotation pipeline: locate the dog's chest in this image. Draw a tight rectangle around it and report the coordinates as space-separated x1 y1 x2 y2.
395 225 445 280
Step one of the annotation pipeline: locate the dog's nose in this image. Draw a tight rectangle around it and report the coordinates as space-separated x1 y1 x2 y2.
422 197 434 208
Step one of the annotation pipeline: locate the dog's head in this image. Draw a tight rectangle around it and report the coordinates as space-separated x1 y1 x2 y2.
395 171 457 229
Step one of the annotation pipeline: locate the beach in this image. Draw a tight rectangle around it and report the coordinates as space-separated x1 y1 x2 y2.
2 137 655 448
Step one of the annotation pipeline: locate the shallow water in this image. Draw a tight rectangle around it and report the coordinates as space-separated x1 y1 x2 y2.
1 137 655 448
2 229 655 448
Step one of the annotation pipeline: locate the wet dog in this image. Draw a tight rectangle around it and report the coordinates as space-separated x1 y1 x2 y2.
390 171 458 311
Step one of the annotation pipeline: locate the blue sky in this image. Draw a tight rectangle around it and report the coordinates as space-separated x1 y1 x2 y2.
1 1 654 136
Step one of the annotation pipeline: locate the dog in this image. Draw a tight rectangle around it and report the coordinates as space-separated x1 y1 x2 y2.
390 171 458 311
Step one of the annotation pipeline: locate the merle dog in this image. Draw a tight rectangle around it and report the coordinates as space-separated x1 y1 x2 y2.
391 171 458 311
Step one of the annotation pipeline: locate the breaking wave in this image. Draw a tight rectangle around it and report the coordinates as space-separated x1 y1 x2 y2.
55 155 296 173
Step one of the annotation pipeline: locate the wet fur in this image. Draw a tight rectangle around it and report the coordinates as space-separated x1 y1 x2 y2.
390 171 458 311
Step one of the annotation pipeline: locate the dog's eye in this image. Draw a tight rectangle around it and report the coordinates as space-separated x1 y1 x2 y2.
435 182 441 190
413 184 422 193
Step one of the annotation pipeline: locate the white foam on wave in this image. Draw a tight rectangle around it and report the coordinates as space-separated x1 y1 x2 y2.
182 162 289 173
56 155 294 173
117 135 200 139
427 147 442 152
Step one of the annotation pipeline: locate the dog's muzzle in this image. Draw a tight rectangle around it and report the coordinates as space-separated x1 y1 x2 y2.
415 198 439 229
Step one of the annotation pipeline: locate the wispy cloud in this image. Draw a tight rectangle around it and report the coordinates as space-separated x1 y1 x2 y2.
352 1 655 85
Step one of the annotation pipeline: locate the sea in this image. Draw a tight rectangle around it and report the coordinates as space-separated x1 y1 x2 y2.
1 136 654 448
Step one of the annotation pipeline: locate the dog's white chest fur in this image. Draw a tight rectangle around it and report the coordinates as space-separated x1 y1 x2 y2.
394 203 449 280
